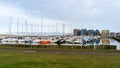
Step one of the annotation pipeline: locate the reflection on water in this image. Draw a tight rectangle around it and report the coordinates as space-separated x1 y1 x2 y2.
83 38 120 50
100 38 120 50
101 38 110 45
109 38 120 50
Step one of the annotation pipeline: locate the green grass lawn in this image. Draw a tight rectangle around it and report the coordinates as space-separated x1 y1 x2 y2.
0 51 120 68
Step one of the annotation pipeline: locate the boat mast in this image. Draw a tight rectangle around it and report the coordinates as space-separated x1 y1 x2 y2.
37 24 39 36
22 23 23 35
17 19 19 35
31 24 33 36
25 20 28 36
34 24 36 36
70 24 73 36
81 24 83 36
56 22 57 37
9 16 12 36
39 24 40 36
41 18 43 37
63 24 65 37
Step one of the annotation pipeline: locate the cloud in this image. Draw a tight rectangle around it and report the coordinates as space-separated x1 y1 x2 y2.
0 5 25 17
0 0 120 33
0 3 70 33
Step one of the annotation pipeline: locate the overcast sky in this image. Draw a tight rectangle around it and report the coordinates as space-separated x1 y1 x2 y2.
0 0 120 34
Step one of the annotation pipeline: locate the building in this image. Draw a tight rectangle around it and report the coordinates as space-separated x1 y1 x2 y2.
80 29 87 35
73 29 80 36
101 30 110 36
73 29 101 36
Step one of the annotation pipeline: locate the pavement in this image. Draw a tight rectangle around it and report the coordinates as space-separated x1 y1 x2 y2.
0 48 120 55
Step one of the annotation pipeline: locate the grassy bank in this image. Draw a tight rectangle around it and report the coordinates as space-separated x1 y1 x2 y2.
0 52 120 68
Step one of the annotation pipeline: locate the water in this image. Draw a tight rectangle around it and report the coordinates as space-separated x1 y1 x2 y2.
73 38 120 50
108 38 120 50
98 38 120 50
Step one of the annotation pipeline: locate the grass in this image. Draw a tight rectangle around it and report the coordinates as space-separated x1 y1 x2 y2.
0 45 119 68
0 51 120 68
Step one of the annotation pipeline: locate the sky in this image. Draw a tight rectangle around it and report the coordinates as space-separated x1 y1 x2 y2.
0 0 120 34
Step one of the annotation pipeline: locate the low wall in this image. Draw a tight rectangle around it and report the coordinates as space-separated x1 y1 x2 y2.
0 44 116 50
